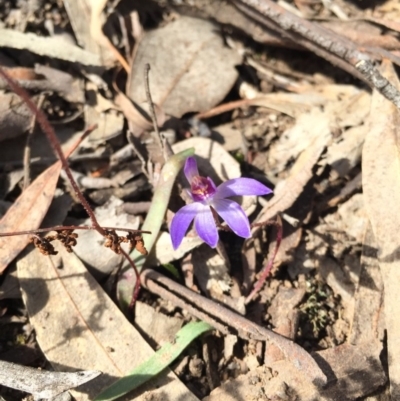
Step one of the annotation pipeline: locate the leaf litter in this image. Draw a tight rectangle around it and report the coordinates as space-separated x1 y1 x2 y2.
0 0 399 400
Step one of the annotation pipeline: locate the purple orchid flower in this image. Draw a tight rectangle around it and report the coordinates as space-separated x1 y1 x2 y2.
170 156 272 249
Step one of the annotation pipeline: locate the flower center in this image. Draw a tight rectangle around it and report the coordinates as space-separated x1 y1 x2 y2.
191 176 216 202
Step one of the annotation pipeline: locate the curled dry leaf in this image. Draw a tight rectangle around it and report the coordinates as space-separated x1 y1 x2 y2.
128 16 242 118
362 59 400 399
17 244 199 401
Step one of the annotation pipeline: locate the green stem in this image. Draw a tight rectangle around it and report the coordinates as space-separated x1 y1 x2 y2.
117 148 194 309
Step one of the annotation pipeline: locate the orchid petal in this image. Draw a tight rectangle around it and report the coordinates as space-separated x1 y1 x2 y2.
215 178 272 199
212 198 251 238
184 156 199 183
194 206 219 248
170 202 204 250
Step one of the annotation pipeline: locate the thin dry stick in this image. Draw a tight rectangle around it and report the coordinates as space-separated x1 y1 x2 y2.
23 93 45 190
0 226 150 238
233 0 366 81
127 130 150 180
355 59 400 108
143 64 174 161
141 268 327 386
245 215 283 304
144 64 164 157
235 0 400 108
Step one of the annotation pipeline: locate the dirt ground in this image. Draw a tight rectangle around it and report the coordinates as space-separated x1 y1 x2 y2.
0 0 399 400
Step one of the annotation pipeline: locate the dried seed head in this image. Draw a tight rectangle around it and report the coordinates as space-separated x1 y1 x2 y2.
29 236 58 256
55 230 78 253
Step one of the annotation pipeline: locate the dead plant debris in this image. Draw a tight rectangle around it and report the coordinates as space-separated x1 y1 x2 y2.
0 0 398 400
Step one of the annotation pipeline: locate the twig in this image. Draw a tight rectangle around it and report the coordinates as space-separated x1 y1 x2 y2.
0 67 105 235
23 93 45 190
121 248 141 308
233 0 366 81
0 68 149 305
127 131 150 180
245 215 283 304
355 59 400 108
141 268 327 386
235 0 400 109
143 64 166 161
0 226 150 238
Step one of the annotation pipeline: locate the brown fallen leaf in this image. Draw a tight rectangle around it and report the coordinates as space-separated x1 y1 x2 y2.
349 222 385 345
267 88 369 176
320 20 400 51
362 59 400 399
0 162 61 273
268 286 305 339
128 16 242 118
314 341 386 400
113 90 154 137
17 244 199 401
0 137 80 274
248 117 330 240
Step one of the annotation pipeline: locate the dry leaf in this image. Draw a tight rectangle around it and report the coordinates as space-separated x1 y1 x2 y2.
0 361 100 400
252 122 329 230
349 222 385 345
62 0 115 67
17 244 199 401
267 88 369 176
0 66 84 104
72 196 140 278
0 28 101 66
0 162 61 273
146 231 203 266
128 16 242 118
362 59 400 399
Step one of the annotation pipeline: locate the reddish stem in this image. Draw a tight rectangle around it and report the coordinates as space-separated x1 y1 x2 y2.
0 67 104 235
120 248 141 308
0 226 151 238
245 215 283 304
